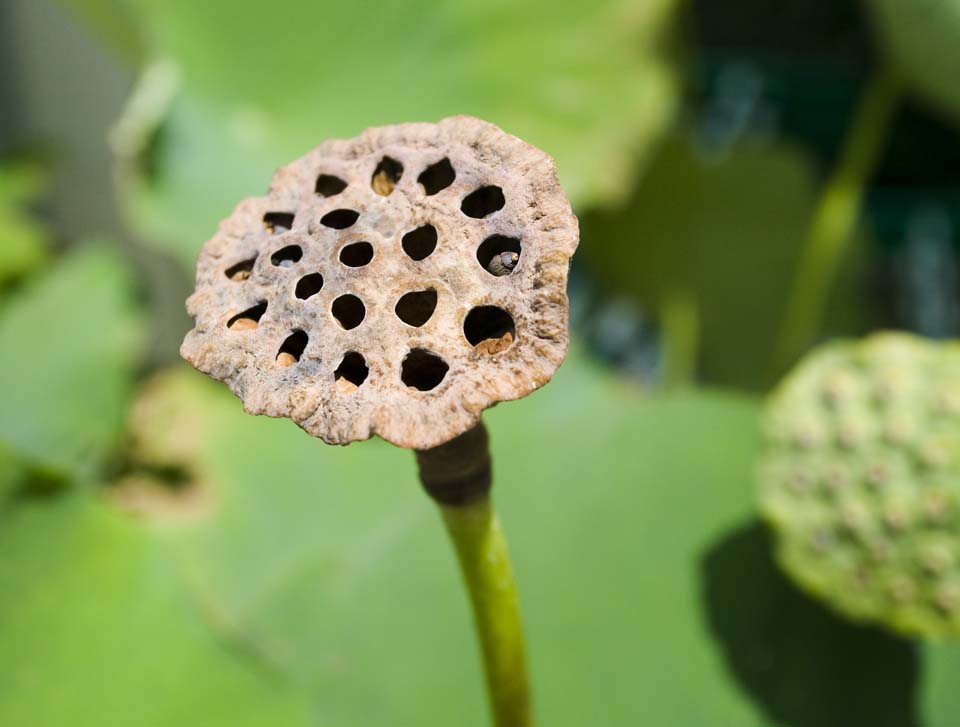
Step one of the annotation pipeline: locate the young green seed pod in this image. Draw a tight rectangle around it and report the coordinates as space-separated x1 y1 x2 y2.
759 333 960 637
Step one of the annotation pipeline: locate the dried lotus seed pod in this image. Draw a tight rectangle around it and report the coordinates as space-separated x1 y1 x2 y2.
181 115 579 450
759 332 960 637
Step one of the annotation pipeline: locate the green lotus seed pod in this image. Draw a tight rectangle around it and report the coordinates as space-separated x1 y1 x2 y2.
759 332 960 637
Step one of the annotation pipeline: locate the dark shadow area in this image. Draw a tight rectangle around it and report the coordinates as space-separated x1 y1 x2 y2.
701 520 919 727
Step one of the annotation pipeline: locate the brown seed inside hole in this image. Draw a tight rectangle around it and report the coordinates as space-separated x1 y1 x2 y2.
339 241 374 267
461 186 505 218
225 256 256 281
332 294 365 330
227 301 267 330
263 212 295 233
271 245 303 267
334 351 369 390
401 224 438 261
315 174 347 197
477 235 522 276
276 330 308 366
395 289 438 327
321 209 360 229
295 272 324 299
418 158 456 195
371 157 403 196
464 306 516 354
401 349 449 391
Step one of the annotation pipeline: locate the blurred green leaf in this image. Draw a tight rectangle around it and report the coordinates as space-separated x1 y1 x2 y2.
105 0 679 267
0 444 28 502
867 0 960 123
0 493 312 726
121 356 764 724
6 349 959 724
0 160 49 289
0 244 143 479
581 135 867 390
60 0 145 61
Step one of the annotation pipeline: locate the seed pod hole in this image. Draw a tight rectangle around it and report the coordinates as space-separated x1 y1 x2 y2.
371 157 404 196
227 301 267 330
477 235 522 276
332 294 365 330
276 330 308 366
418 158 456 195
401 349 449 391
339 241 374 267
395 289 438 327
464 306 516 354
401 224 438 261
315 174 347 197
224 256 256 281
295 272 324 300
321 209 360 229
461 185 505 218
271 245 303 267
334 351 369 390
263 212 295 233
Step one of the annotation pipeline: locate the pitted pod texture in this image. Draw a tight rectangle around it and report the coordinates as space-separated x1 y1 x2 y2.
760 333 960 636
181 116 579 449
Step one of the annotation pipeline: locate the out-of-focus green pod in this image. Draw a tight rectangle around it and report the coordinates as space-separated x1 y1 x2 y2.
760 333 960 637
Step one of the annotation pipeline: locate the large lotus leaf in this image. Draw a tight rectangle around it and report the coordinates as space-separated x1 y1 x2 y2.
0 160 48 289
95 0 679 267
580 135 867 390
107 350 935 726
0 493 312 726
867 0 960 123
0 244 143 479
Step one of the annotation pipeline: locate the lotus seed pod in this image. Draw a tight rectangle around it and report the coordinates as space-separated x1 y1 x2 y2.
181 116 579 449
759 332 960 636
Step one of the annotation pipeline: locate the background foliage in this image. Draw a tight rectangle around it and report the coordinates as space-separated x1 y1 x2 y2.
2 0 960 724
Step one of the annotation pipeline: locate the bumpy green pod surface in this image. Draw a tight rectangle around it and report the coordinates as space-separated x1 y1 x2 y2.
760 332 960 637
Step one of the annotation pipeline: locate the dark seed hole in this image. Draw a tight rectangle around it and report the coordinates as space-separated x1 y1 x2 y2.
331 294 365 330
371 156 403 196
401 224 438 261
334 351 369 387
315 174 347 197
271 245 303 267
277 330 308 365
339 241 374 267
461 186 505 218
263 212 295 233
225 256 256 281
321 209 360 229
395 289 438 327
401 349 449 391
227 301 267 330
418 158 456 195
295 272 324 299
477 235 522 275
464 306 516 347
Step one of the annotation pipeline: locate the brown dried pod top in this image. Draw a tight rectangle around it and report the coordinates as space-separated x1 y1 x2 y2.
181 115 579 449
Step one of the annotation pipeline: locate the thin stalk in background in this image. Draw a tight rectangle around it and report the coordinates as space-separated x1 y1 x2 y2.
661 286 700 388
771 67 902 379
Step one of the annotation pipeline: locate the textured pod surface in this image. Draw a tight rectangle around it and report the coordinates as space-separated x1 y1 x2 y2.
181 116 578 449
760 333 960 636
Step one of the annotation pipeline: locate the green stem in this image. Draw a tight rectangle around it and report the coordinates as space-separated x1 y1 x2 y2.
772 67 902 378
439 497 531 727
415 423 531 727
660 286 699 388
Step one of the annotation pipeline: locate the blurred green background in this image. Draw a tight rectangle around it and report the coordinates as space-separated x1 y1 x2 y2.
2 0 960 725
